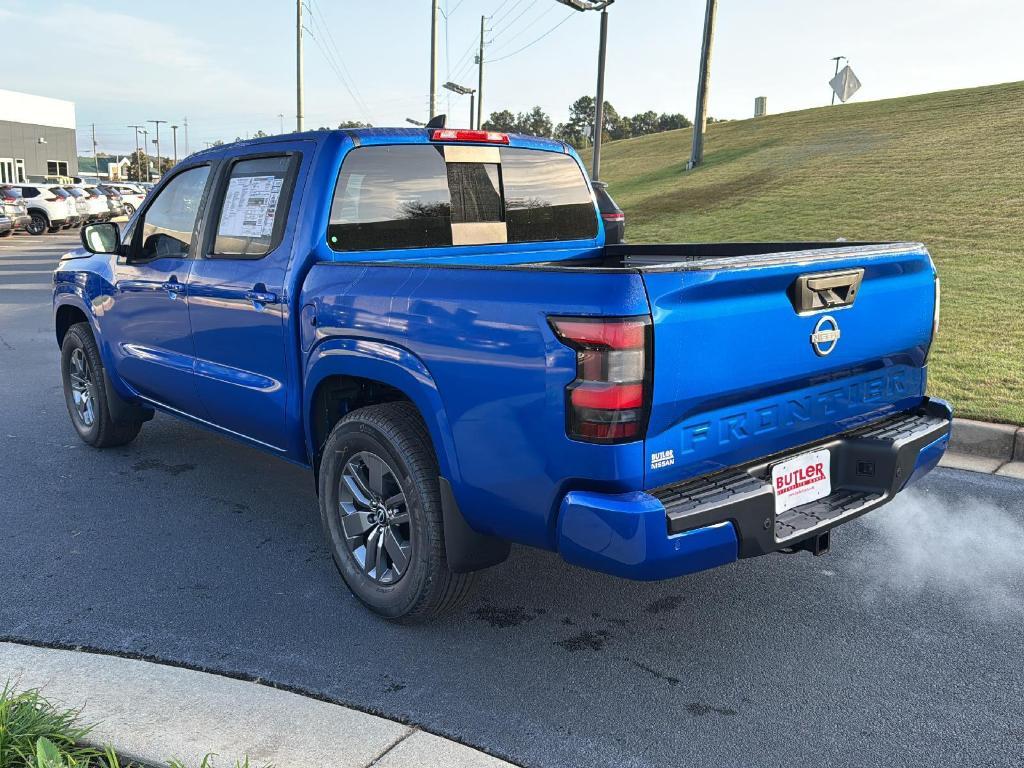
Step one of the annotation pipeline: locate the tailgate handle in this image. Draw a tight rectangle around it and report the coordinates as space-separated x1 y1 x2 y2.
793 269 864 313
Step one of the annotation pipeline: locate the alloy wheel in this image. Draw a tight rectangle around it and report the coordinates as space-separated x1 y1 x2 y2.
27 214 46 236
68 347 96 427
338 451 412 585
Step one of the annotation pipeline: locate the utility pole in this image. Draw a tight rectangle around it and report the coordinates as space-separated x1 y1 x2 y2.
141 129 149 181
183 116 190 156
148 120 165 179
688 0 717 170
278 113 285 134
296 0 305 132
171 125 179 166
476 15 486 129
90 123 98 180
127 125 143 182
430 0 440 119
591 8 610 181
830 56 847 105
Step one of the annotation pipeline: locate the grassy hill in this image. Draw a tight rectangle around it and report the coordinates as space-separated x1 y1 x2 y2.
585 81 1024 424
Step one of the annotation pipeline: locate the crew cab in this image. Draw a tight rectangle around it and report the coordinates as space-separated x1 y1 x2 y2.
53 127 951 620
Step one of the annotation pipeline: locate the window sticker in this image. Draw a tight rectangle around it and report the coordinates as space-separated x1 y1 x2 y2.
219 174 284 238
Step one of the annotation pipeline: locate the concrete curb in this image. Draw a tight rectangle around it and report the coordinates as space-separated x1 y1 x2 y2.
0 642 516 768
940 417 1024 477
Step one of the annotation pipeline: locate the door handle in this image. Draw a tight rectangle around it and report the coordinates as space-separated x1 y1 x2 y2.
160 279 183 299
245 290 278 304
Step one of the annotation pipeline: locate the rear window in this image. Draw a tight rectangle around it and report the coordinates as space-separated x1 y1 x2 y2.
49 187 69 197
1 186 22 199
327 144 596 252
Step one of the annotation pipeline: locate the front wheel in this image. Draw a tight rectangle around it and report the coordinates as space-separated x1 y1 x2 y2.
26 212 48 236
124 203 135 216
60 323 145 448
318 402 475 621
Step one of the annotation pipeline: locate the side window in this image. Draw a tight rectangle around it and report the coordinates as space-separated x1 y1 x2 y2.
211 155 295 258
499 148 597 243
138 165 210 260
328 145 452 251
21 187 38 198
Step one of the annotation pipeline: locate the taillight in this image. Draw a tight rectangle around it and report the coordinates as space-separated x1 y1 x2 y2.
601 212 625 223
44 196 58 201
550 316 652 444
431 129 510 144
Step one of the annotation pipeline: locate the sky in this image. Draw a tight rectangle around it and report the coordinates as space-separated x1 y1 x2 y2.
2 0 1022 158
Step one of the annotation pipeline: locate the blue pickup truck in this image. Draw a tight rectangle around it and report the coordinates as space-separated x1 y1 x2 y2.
53 127 951 620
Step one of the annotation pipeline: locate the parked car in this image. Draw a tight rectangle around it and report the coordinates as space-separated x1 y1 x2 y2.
48 187 82 229
12 184 77 234
97 185 126 218
62 187 92 224
101 182 146 215
66 186 110 223
0 185 32 235
0 214 12 238
54 128 951 621
592 181 625 244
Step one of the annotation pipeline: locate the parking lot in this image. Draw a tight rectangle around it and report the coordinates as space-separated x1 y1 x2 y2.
1 232 1023 768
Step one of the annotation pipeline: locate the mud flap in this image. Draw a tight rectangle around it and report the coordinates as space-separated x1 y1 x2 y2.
439 477 510 573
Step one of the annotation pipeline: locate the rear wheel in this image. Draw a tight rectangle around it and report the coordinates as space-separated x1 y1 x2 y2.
0 230 11 238
26 212 47 236
318 402 474 621
124 203 135 216
60 323 145 448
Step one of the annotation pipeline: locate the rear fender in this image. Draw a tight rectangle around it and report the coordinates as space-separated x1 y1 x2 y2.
303 337 460 483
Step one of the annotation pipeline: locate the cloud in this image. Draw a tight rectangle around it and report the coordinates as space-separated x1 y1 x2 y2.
9 2 276 112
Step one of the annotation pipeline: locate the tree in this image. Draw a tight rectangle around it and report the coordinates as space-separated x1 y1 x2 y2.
338 120 372 128
518 106 553 138
629 110 660 136
602 102 629 141
125 149 148 182
482 110 518 133
657 113 692 132
252 130 270 139
567 95 596 145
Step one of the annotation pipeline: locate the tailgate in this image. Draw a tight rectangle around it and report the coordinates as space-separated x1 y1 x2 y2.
640 243 938 488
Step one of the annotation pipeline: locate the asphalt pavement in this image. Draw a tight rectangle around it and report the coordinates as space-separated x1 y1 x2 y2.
2 232 1023 768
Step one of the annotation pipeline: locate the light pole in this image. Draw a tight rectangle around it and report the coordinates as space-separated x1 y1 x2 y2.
296 0 304 131
140 129 149 181
430 0 440 119
688 0 717 170
830 56 847 105
443 81 477 129
557 0 615 182
278 113 285 134
148 120 165 178
127 125 143 182
171 125 179 166
405 118 426 127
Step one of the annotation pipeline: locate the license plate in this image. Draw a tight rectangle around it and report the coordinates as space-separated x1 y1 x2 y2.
771 448 831 513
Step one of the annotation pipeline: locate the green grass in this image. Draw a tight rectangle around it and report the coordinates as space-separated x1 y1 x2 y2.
0 682 264 768
584 81 1024 424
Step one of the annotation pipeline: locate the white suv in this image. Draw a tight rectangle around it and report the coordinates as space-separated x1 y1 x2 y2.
102 182 146 216
12 184 76 235
66 186 110 223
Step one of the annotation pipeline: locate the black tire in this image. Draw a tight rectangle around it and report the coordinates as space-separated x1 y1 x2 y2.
60 323 144 448
318 402 474 621
0 230 12 238
26 211 48 236
47 226 61 234
124 203 135 216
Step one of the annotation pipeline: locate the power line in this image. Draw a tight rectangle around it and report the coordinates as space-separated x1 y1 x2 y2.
490 0 540 40
306 1 373 121
492 0 526 28
304 16 374 122
487 2 557 55
489 10 575 63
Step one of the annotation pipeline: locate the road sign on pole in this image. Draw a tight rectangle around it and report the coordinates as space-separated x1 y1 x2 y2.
829 65 862 104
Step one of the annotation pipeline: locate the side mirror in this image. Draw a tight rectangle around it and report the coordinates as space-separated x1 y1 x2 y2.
81 222 121 254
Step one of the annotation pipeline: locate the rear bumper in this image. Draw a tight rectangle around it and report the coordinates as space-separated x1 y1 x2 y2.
556 398 952 580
